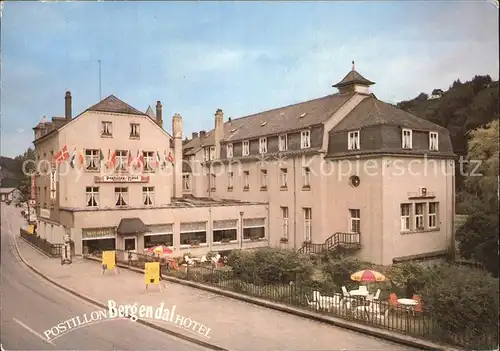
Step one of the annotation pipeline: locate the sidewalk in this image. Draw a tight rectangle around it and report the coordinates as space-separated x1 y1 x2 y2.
15 240 423 351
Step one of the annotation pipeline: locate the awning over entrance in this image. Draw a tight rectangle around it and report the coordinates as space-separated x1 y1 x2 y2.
117 218 150 235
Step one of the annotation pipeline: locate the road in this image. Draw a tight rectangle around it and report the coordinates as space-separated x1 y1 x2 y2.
0 203 212 351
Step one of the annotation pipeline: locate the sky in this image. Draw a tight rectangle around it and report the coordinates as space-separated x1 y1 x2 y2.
1 1 498 158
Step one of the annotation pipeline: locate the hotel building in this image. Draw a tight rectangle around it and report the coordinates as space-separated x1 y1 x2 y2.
182 65 456 265
32 93 268 259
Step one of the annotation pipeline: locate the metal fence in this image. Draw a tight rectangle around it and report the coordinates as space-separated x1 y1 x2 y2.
19 229 63 258
88 250 497 349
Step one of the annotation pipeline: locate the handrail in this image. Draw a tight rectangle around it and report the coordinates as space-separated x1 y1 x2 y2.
298 232 361 254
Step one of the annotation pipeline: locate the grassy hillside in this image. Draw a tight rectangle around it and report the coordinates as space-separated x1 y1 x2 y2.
0 156 23 188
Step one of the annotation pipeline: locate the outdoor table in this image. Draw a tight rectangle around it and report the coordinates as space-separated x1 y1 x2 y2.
397 298 419 332
349 290 369 297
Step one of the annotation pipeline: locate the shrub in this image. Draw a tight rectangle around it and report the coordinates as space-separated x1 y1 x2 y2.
419 264 499 349
457 211 499 277
386 262 426 297
227 247 314 285
319 256 367 291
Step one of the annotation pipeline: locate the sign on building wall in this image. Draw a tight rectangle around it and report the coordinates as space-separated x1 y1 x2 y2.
31 174 36 200
50 168 57 200
40 208 51 219
82 227 116 240
94 175 150 183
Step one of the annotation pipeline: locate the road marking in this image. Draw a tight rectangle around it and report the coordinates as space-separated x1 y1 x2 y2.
13 318 55 346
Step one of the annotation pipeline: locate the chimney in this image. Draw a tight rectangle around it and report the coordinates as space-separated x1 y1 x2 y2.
214 109 224 159
156 101 163 128
172 113 183 198
228 117 232 123
192 132 198 139
65 91 72 121
200 130 206 138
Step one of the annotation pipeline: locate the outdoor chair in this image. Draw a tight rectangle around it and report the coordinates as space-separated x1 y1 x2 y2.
312 290 321 302
373 289 381 300
341 286 350 297
388 292 399 308
375 308 390 321
305 295 320 310
412 294 423 314
200 255 208 263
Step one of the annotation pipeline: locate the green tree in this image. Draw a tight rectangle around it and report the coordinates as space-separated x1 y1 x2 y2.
463 120 499 214
457 212 499 277
14 147 36 200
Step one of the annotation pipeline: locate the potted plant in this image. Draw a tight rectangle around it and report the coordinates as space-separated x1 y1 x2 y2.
279 237 289 243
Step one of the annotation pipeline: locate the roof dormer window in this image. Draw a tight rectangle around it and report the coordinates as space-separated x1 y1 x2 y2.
242 140 250 156
348 130 360 150
402 128 412 149
301 130 311 149
259 137 268 153
429 132 439 151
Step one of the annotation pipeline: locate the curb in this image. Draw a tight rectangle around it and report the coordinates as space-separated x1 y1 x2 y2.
86 257 463 351
14 237 227 351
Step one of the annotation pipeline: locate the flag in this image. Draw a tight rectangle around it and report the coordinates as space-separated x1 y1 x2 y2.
79 150 85 165
105 149 111 168
167 152 174 164
69 148 76 168
156 150 161 168
54 145 70 164
162 150 167 169
110 151 116 168
99 149 104 164
128 150 133 166
134 150 140 169
138 151 144 169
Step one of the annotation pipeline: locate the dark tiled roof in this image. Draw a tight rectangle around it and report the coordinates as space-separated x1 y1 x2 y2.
333 70 375 88
88 95 146 116
117 217 150 235
331 97 449 133
183 93 356 151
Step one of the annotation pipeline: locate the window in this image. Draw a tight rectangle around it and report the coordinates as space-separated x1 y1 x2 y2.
228 172 233 190
260 169 267 189
303 167 311 188
213 220 238 243
279 134 288 151
130 123 140 138
85 186 99 207
124 237 136 251
115 150 128 171
209 146 215 160
243 218 266 240
204 147 210 162
180 222 207 245
227 144 233 158
210 174 216 190
142 151 154 172
429 132 439 151
259 137 267 153
304 208 312 241
402 129 412 149
415 203 426 230
301 130 311 149
242 141 250 156
349 209 360 233
182 174 191 191
85 149 100 171
142 186 154 206
243 171 249 190
428 202 439 228
280 168 288 188
114 187 128 207
400 204 412 231
101 121 112 136
281 207 289 239
348 130 360 150
145 234 173 248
